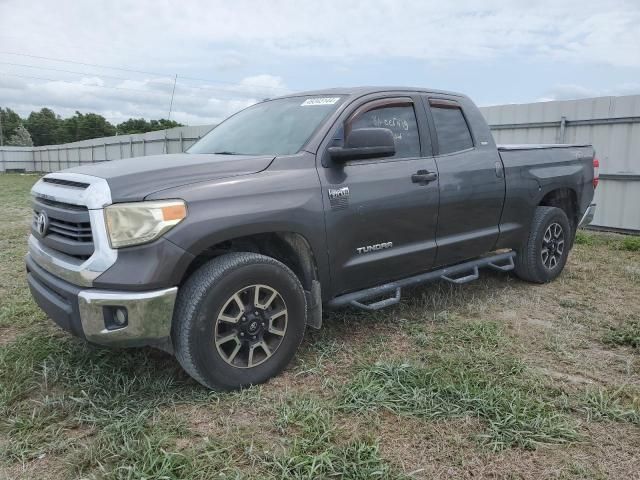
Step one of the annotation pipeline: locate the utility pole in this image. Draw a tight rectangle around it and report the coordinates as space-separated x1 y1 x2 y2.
164 74 178 154
168 74 177 122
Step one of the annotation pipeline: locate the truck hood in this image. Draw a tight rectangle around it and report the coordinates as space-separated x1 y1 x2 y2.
63 153 275 202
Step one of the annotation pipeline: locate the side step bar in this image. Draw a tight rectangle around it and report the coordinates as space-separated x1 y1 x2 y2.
327 251 516 312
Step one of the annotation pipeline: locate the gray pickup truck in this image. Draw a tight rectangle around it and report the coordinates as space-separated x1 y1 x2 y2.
26 87 598 389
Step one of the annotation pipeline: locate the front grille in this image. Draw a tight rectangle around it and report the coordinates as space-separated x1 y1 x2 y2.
32 196 95 260
33 213 93 242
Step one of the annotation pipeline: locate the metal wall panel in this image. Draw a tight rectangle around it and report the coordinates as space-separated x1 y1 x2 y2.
481 95 640 232
0 124 216 173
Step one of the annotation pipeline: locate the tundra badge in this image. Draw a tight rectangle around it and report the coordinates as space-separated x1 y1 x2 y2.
356 242 393 254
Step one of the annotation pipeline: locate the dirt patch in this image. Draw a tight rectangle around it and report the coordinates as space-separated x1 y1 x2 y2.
535 366 595 385
374 412 640 479
0 454 67 480
0 326 20 346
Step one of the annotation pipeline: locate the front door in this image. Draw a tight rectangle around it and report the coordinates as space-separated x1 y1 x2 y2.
318 95 440 296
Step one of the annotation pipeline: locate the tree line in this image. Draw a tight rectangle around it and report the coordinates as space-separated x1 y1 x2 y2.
0 107 183 147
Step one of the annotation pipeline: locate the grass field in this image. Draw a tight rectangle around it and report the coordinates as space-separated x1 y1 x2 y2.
0 173 639 479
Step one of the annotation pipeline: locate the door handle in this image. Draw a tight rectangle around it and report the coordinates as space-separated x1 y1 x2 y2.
411 170 438 184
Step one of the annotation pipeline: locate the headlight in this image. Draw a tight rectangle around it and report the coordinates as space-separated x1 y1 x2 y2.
104 200 187 248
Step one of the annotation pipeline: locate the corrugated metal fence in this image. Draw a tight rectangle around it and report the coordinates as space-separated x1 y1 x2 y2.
0 124 215 172
480 94 640 232
1 95 638 231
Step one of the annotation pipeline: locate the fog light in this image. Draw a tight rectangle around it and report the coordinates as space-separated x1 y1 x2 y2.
104 306 128 330
114 307 127 326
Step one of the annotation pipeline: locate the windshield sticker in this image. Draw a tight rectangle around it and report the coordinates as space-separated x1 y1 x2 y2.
301 97 340 106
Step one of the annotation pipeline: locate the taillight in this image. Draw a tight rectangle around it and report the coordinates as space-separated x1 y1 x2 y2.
593 157 600 189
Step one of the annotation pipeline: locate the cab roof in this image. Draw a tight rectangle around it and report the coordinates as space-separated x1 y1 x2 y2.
275 86 467 100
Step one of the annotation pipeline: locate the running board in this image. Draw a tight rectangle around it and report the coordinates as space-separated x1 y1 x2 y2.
327 251 516 312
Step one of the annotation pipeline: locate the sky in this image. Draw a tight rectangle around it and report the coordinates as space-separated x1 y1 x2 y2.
0 0 639 125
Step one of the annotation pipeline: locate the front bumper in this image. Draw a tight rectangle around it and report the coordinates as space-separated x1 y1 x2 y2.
578 202 597 228
27 254 177 348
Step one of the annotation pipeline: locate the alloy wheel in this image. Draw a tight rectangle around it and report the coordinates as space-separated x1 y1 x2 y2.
541 222 565 269
214 284 288 368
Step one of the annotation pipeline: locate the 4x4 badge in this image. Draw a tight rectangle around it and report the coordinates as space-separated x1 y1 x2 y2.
328 187 350 200
328 187 350 210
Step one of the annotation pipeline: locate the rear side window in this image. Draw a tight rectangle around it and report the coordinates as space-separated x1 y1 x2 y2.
349 104 420 159
429 100 473 155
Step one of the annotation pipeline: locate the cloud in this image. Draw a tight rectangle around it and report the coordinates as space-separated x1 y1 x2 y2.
0 0 638 126
4 0 639 65
0 72 288 124
539 83 640 101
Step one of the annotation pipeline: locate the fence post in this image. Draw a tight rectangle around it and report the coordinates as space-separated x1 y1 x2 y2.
91 145 95 163
119 139 123 160
65 146 69 169
129 137 133 157
179 131 184 152
57 148 61 171
104 142 107 162
559 116 567 144
142 138 146 156
0 148 5 173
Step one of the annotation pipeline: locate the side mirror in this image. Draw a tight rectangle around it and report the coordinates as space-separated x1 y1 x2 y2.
328 128 395 163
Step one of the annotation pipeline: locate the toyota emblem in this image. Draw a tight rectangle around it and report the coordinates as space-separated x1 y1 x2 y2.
35 211 49 236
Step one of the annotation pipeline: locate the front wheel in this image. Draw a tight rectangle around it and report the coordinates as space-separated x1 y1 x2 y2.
172 252 306 390
514 206 572 283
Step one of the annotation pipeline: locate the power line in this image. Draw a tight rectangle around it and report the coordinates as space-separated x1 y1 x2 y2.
0 60 139 82
0 71 170 95
0 61 281 99
0 51 291 92
0 71 270 103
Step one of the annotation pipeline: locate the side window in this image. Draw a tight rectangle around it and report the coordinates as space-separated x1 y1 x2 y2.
349 103 420 159
429 100 473 155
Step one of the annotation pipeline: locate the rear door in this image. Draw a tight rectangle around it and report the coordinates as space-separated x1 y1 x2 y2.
423 96 505 265
318 94 439 296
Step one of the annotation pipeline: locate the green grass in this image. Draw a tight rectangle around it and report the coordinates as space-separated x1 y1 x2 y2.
575 229 640 252
0 174 43 330
574 230 596 246
621 236 640 252
0 332 221 469
603 320 640 349
579 387 640 425
266 398 400 479
340 322 579 451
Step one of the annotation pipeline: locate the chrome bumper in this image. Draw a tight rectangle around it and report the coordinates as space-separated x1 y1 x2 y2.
27 249 178 348
78 287 178 347
578 203 596 228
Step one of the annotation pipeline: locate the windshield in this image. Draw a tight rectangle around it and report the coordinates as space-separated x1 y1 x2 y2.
188 95 344 156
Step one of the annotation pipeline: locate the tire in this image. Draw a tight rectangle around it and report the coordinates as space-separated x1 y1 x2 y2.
172 252 306 390
514 206 572 284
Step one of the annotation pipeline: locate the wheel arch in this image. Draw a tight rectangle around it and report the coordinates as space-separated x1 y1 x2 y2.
180 231 321 292
538 187 579 232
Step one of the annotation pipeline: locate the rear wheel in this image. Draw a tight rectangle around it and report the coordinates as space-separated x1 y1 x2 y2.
172 252 306 390
515 206 571 283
